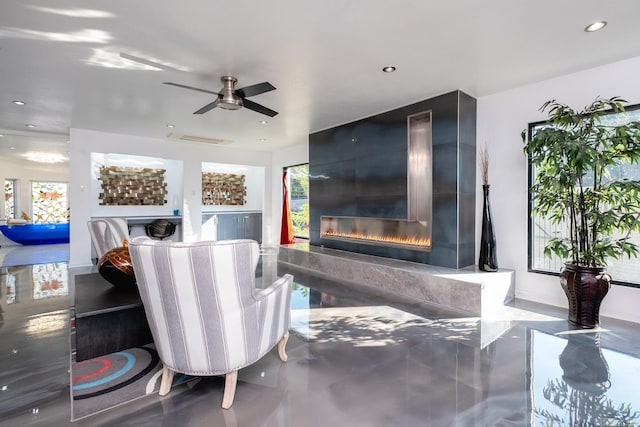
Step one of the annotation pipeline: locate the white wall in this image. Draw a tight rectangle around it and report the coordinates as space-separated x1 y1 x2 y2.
69 128 273 267
477 55 640 324
270 141 309 246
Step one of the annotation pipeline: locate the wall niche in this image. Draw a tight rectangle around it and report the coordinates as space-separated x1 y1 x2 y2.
98 166 167 206
202 172 246 206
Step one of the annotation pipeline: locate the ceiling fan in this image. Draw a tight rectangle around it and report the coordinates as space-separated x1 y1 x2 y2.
164 76 278 117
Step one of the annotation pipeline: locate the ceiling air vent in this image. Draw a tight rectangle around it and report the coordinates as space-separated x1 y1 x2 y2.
168 133 233 145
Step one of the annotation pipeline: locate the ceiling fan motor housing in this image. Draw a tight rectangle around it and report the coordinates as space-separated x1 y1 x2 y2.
219 76 243 110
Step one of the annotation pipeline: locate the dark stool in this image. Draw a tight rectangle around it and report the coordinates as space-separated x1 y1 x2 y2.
145 219 176 240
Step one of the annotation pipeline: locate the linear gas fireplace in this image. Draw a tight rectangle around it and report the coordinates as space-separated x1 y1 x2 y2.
320 216 431 251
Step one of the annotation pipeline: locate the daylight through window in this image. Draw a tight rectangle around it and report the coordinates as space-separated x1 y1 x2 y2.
288 164 309 239
4 179 16 220
528 106 640 286
31 181 69 224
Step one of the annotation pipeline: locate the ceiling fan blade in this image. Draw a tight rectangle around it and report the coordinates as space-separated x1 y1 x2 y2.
164 82 220 95
235 82 276 98
242 98 278 117
194 99 220 114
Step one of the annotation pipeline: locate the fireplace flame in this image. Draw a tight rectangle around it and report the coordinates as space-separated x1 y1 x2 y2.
322 230 431 248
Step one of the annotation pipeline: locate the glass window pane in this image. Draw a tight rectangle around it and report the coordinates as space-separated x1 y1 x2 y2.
4 179 16 219
31 181 69 224
288 164 309 239
529 107 640 286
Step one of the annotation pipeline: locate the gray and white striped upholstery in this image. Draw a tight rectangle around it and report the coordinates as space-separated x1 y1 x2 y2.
128 238 292 378
87 218 130 259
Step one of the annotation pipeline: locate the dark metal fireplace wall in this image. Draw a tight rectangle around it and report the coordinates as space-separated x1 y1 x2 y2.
318 110 433 251
309 90 476 269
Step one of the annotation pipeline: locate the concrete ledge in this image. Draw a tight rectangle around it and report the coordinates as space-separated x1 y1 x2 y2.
278 243 515 318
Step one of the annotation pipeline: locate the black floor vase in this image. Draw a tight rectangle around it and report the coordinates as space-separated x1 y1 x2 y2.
479 184 498 272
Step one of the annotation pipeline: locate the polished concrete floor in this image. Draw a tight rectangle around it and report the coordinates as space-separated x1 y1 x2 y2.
1 244 640 426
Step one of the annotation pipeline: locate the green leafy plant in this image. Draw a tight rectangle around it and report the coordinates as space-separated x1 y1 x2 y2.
537 378 639 427
291 202 309 238
522 96 640 267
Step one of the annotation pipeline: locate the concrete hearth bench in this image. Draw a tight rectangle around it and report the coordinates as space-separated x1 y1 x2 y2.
278 243 515 318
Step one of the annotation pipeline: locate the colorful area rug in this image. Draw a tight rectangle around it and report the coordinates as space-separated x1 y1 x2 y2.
71 345 194 421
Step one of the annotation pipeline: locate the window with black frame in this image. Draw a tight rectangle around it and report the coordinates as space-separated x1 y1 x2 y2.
527 105 640 287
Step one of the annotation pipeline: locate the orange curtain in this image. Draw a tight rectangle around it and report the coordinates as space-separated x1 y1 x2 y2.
280 170 295 244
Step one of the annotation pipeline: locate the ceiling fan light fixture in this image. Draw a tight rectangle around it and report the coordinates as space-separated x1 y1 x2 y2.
584 21 607 32
219 76 243 110
219 94 243 110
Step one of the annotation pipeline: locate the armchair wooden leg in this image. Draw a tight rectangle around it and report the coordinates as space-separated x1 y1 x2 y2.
222 371 238 409
277 331 289 362
159 364 174 396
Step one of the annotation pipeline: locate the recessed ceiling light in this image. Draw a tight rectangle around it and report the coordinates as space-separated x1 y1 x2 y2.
259 138 267 142
9 146 15 150
25 124 36 128
166 124 175 128
0 134 4 137
260 120 268 125
12 100 26 106
382 66 396 73
584 21 607 32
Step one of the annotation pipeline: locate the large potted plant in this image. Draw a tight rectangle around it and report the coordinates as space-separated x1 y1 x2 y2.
522 96 640 328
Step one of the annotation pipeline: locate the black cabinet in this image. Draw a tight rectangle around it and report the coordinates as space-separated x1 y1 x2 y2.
212 212 262 243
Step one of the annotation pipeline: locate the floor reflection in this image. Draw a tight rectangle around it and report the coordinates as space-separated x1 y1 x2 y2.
280 268 640 427
532 330 640 426
0 262 71 425
1 247 640 426
2 263 69 305
32 263 68 299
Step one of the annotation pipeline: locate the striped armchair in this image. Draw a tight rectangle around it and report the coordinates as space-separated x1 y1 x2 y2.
87 218 130 261
128 238 293 409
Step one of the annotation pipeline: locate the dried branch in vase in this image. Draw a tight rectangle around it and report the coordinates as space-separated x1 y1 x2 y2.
480 143 490 186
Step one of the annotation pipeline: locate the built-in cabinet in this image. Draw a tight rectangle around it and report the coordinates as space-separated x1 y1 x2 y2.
202 212 262 243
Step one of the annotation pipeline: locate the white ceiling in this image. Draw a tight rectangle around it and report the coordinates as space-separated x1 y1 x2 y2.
2 0 640 163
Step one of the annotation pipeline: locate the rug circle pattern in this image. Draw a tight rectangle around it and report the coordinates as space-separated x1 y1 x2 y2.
72 346 159 400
